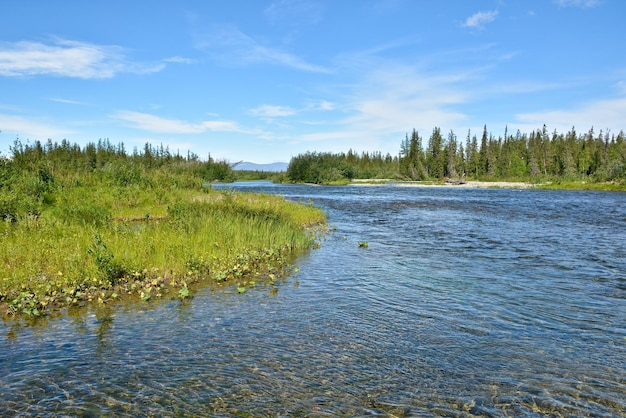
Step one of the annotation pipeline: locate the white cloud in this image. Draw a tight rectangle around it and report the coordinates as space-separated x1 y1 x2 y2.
341 65 470 135
111 111 246 134
48 97 91 106
306 100 336 111
515 97 626 134
194 25 330 73
250 104 297 117
554 0 601 8
0 38 163 78
250 101 335 119
462 10 499 29
262 63 474 158
0 113 73 139
163 56 196 64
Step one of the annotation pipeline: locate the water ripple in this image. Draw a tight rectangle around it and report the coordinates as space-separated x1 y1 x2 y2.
2 183 625 416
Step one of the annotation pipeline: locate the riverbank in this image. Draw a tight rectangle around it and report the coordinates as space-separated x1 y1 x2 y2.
350 179 626 191
350 179 535 188
0 186 326 318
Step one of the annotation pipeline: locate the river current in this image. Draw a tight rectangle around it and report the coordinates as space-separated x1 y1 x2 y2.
1 182 625 417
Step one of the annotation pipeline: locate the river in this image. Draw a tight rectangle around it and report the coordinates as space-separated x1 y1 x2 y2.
1 181 625 417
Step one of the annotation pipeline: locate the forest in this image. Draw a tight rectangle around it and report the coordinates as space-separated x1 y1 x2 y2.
0 138 235 221
286 125 626 185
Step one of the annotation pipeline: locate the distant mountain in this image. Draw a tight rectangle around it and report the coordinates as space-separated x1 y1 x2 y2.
232 161 288 172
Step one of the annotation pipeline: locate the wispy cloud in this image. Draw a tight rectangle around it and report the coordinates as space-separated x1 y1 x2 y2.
111 110 247 134
194 25 330 73
250 100 336 119
307 100 336 111
258 43 624 156
0 113 73 138
515 97 626 133
0 38 163 78
263 62 474 157
344 64 470 131
48 97 91 106
264 0 324 25
163 56 196 64
250 104 297 118
462 10 499 29
554 0 601 8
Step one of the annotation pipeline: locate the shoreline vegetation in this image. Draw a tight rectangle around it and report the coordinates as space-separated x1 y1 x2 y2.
1 140 325 318
282 125 626 191
348 179 626 191
351 179 533 188
2 122 625 317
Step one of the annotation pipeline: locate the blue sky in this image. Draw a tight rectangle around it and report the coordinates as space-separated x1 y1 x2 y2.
1 0 624 164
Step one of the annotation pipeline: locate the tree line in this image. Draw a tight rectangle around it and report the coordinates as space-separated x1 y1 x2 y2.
0 138 234 220
6 138 234 180
287 125 626 184
284 150 398 184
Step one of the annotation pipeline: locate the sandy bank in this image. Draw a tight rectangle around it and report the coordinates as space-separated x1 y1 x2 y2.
350 179 535 189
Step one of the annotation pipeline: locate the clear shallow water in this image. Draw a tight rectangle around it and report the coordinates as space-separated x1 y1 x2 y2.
1 182 625 417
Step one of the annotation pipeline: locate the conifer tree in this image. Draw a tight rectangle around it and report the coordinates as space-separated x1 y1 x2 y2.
408 129 425 180
426 127 445 179
446 130 458 178
478 125 488 177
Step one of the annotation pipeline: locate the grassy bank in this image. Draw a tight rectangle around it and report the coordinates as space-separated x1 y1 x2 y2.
348 178 626 191
534 180 626 191
0 184 325 317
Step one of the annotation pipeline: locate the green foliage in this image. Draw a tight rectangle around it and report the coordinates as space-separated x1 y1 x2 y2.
0 172 53 220
234 170 281 181
88 234 127 283
178 286 190 299
200 158 235 182
399 129 426 180
0 141 326 317
286 125 626 184
453 125 626 182
7 138 234 186
287 151 398 184
54 203 112 227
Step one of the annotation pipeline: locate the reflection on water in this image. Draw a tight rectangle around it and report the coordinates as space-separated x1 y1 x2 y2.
2 182 625 416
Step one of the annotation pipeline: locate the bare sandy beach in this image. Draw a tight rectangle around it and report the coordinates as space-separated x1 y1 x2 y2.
350 179 535 189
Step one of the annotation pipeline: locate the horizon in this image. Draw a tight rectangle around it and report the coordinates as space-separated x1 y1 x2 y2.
1 0 625 164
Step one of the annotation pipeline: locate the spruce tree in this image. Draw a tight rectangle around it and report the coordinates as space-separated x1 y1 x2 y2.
446 130 458 178
478 125 488 177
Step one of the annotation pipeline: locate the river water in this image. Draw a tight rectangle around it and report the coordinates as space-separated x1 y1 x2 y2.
1 182 625 417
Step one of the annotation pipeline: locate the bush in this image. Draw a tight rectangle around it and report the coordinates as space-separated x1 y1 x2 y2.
53 203 112 227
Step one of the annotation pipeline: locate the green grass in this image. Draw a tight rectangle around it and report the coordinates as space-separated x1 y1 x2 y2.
534 180 626 191
0 185 325 317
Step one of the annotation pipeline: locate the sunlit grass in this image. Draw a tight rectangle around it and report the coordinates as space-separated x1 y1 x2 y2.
535 180 626 191
0 185 326 317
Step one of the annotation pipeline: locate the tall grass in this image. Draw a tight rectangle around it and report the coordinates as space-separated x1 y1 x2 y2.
0 185 325 317
534 179 626 191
